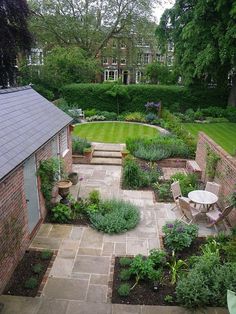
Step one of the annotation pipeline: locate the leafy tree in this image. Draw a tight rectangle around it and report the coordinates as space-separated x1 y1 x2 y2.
28 0 160 57
20 46 99 91
0 0 32 87
145 62 177 84
156 0 236 105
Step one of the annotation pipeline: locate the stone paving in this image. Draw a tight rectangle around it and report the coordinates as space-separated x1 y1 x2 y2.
0 159 228 314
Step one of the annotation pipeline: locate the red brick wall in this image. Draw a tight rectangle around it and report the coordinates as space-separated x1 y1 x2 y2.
0 125 72 293
0 167 29 293
196 132 236 225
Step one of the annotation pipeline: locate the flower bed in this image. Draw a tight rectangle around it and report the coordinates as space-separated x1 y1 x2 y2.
4 249 54 297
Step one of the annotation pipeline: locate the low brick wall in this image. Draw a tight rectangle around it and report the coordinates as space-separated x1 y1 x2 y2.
196 132 236 226
157 158 187 168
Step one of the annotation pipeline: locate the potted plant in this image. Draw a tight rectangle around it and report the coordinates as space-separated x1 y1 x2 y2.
68 172 78 185
121 149 130 159
57 180 72 205
83 147 92 157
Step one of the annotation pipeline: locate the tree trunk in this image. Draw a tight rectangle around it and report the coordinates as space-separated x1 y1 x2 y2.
228 75 236 107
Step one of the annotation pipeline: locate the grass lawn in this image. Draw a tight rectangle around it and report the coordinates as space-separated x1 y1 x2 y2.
184 122 236 155
73 122 159 143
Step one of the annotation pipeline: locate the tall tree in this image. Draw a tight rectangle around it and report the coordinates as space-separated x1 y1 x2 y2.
28 0 160 57
156 0 236 105
0 0 32 87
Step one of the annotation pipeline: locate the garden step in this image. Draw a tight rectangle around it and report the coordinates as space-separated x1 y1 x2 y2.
90 157 122 165
93 144 122 152
93 151 122 158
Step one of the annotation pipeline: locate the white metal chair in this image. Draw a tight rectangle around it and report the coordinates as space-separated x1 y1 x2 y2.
206 204 234 230
178 197 201 224
205 182 221 196
170 181 189 211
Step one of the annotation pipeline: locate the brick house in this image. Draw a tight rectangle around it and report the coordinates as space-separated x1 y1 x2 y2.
0 86 73 293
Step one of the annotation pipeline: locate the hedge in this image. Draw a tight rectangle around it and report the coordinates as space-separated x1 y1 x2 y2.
61 83 228 113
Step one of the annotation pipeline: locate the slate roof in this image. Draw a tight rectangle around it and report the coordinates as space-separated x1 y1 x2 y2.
0 86 73 180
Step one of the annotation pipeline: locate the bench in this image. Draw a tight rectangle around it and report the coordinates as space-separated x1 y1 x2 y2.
186 160 202 179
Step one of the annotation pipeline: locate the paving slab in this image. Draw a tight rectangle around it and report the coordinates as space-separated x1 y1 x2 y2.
73 255 110 274
36 298 68 314
112 304 141 314
91 157 122 165
30 236 62 250
70 227 84 240
80 228 104 249
90 274 109 285
49 256 74 278
49 225 72 238
86 284 107 303
36 223 52 237
142 305 188 314
66 301 112 314
0 295 41 314
93 151 122 158
43 278 88 300
126 238 148 256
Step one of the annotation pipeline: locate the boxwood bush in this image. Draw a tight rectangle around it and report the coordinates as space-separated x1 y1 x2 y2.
62 84 228 113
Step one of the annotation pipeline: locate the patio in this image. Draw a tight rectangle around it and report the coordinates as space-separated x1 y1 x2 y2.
0 163 226 314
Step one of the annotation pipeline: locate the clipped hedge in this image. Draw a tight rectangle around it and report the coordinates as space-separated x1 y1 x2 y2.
61 83 228 113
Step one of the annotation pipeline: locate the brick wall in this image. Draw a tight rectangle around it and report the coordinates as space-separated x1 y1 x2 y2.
0 125 72 293
0 167 29 293
196 132 236 225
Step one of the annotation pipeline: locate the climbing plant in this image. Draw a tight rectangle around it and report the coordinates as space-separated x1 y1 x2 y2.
37 158 65 207
205 147 220 180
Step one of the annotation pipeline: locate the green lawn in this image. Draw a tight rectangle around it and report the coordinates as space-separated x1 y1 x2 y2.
184 123 236 155
73 122 159 143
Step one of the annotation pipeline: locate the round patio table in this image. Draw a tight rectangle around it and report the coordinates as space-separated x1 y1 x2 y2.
188 190 218 211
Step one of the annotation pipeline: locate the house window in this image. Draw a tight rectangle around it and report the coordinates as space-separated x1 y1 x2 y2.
112 57 117 65
121 42 126 49
137 54 142 65
120 58 126 65
104 70 118 81
136 71 142 84
103 57 108 64
59 128 68 157
156 54 161 62
168 42 174 52
28 48 44 65
144 53 149 64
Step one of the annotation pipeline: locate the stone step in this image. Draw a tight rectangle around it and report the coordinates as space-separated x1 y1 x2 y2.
93 144 122 152
90 157 122 165
93 151 122 158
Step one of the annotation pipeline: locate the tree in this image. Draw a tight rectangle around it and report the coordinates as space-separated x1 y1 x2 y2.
145 62 177 84
156 0 236 105
0 0 32 87
28 0 160 57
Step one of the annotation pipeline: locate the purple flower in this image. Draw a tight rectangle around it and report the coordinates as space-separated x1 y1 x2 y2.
167 223 173 228
144 102 161 109
79 177 84 181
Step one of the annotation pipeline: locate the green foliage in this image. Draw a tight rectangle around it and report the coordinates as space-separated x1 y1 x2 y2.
24 277 38 289
170 172 199 196
62 84 228 113
145 113 158 123
149 249 167 267
176 253 236 308
41 250 53 260
72 137 91 155
145 62 177 85
205 148 220 180
162 221 198 252
166 252 188 285
119 257 132 267
88 199 140 234
124 112 146 122
50 204 72 223
33 85 54 100
32 263 43 274
126 135 192 161
222 237 236 262
123 157 148 189
117 283 131 297
37 158 65 207
153 182 172 201
119 269 131 281
88 190 101 206
164 295 174 303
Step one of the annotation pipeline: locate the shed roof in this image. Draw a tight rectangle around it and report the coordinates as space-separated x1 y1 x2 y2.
0 86 72 180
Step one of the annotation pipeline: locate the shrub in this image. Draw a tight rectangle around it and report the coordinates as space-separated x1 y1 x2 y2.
153 182 172 201
33 85 54 100
88 199 140 234
170 172 199 196
62 84 228 113
97 110 117 121
50 204 72 223
86 115 106 121
124 112 146 122
119 257 132 267
176 253 236 308
149 249 167 267
72 136 91 154
24 277 38 289
85 108 97 117
32 263 43 274
123 157 148 189
88 190 101 205
117 283 131 296
41 250 53 260
119 269 131 281
145 113 158 123
162 221 198 252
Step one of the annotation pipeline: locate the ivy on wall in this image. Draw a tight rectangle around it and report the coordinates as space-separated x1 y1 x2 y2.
205 146 221 180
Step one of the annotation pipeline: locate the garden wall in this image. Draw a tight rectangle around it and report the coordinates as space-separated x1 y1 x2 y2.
62 84 228 113
196 132 236 226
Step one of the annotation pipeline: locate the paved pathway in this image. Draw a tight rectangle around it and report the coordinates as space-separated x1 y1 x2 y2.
0 159 227 314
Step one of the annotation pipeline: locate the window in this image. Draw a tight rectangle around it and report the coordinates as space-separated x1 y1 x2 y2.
144 53 149 64
137 54 142 65
103 57 108 64
120 58 126 65
59 128 68 157
104 70 118 81
136 71 142 84
121 42 126 49
156 54 161 62
28 48 44 65
168 42 174 52
112 57 117 65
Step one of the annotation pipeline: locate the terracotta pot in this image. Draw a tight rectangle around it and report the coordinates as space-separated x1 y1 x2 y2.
57 180 72 205
121 151 129 158
68 172 78 185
